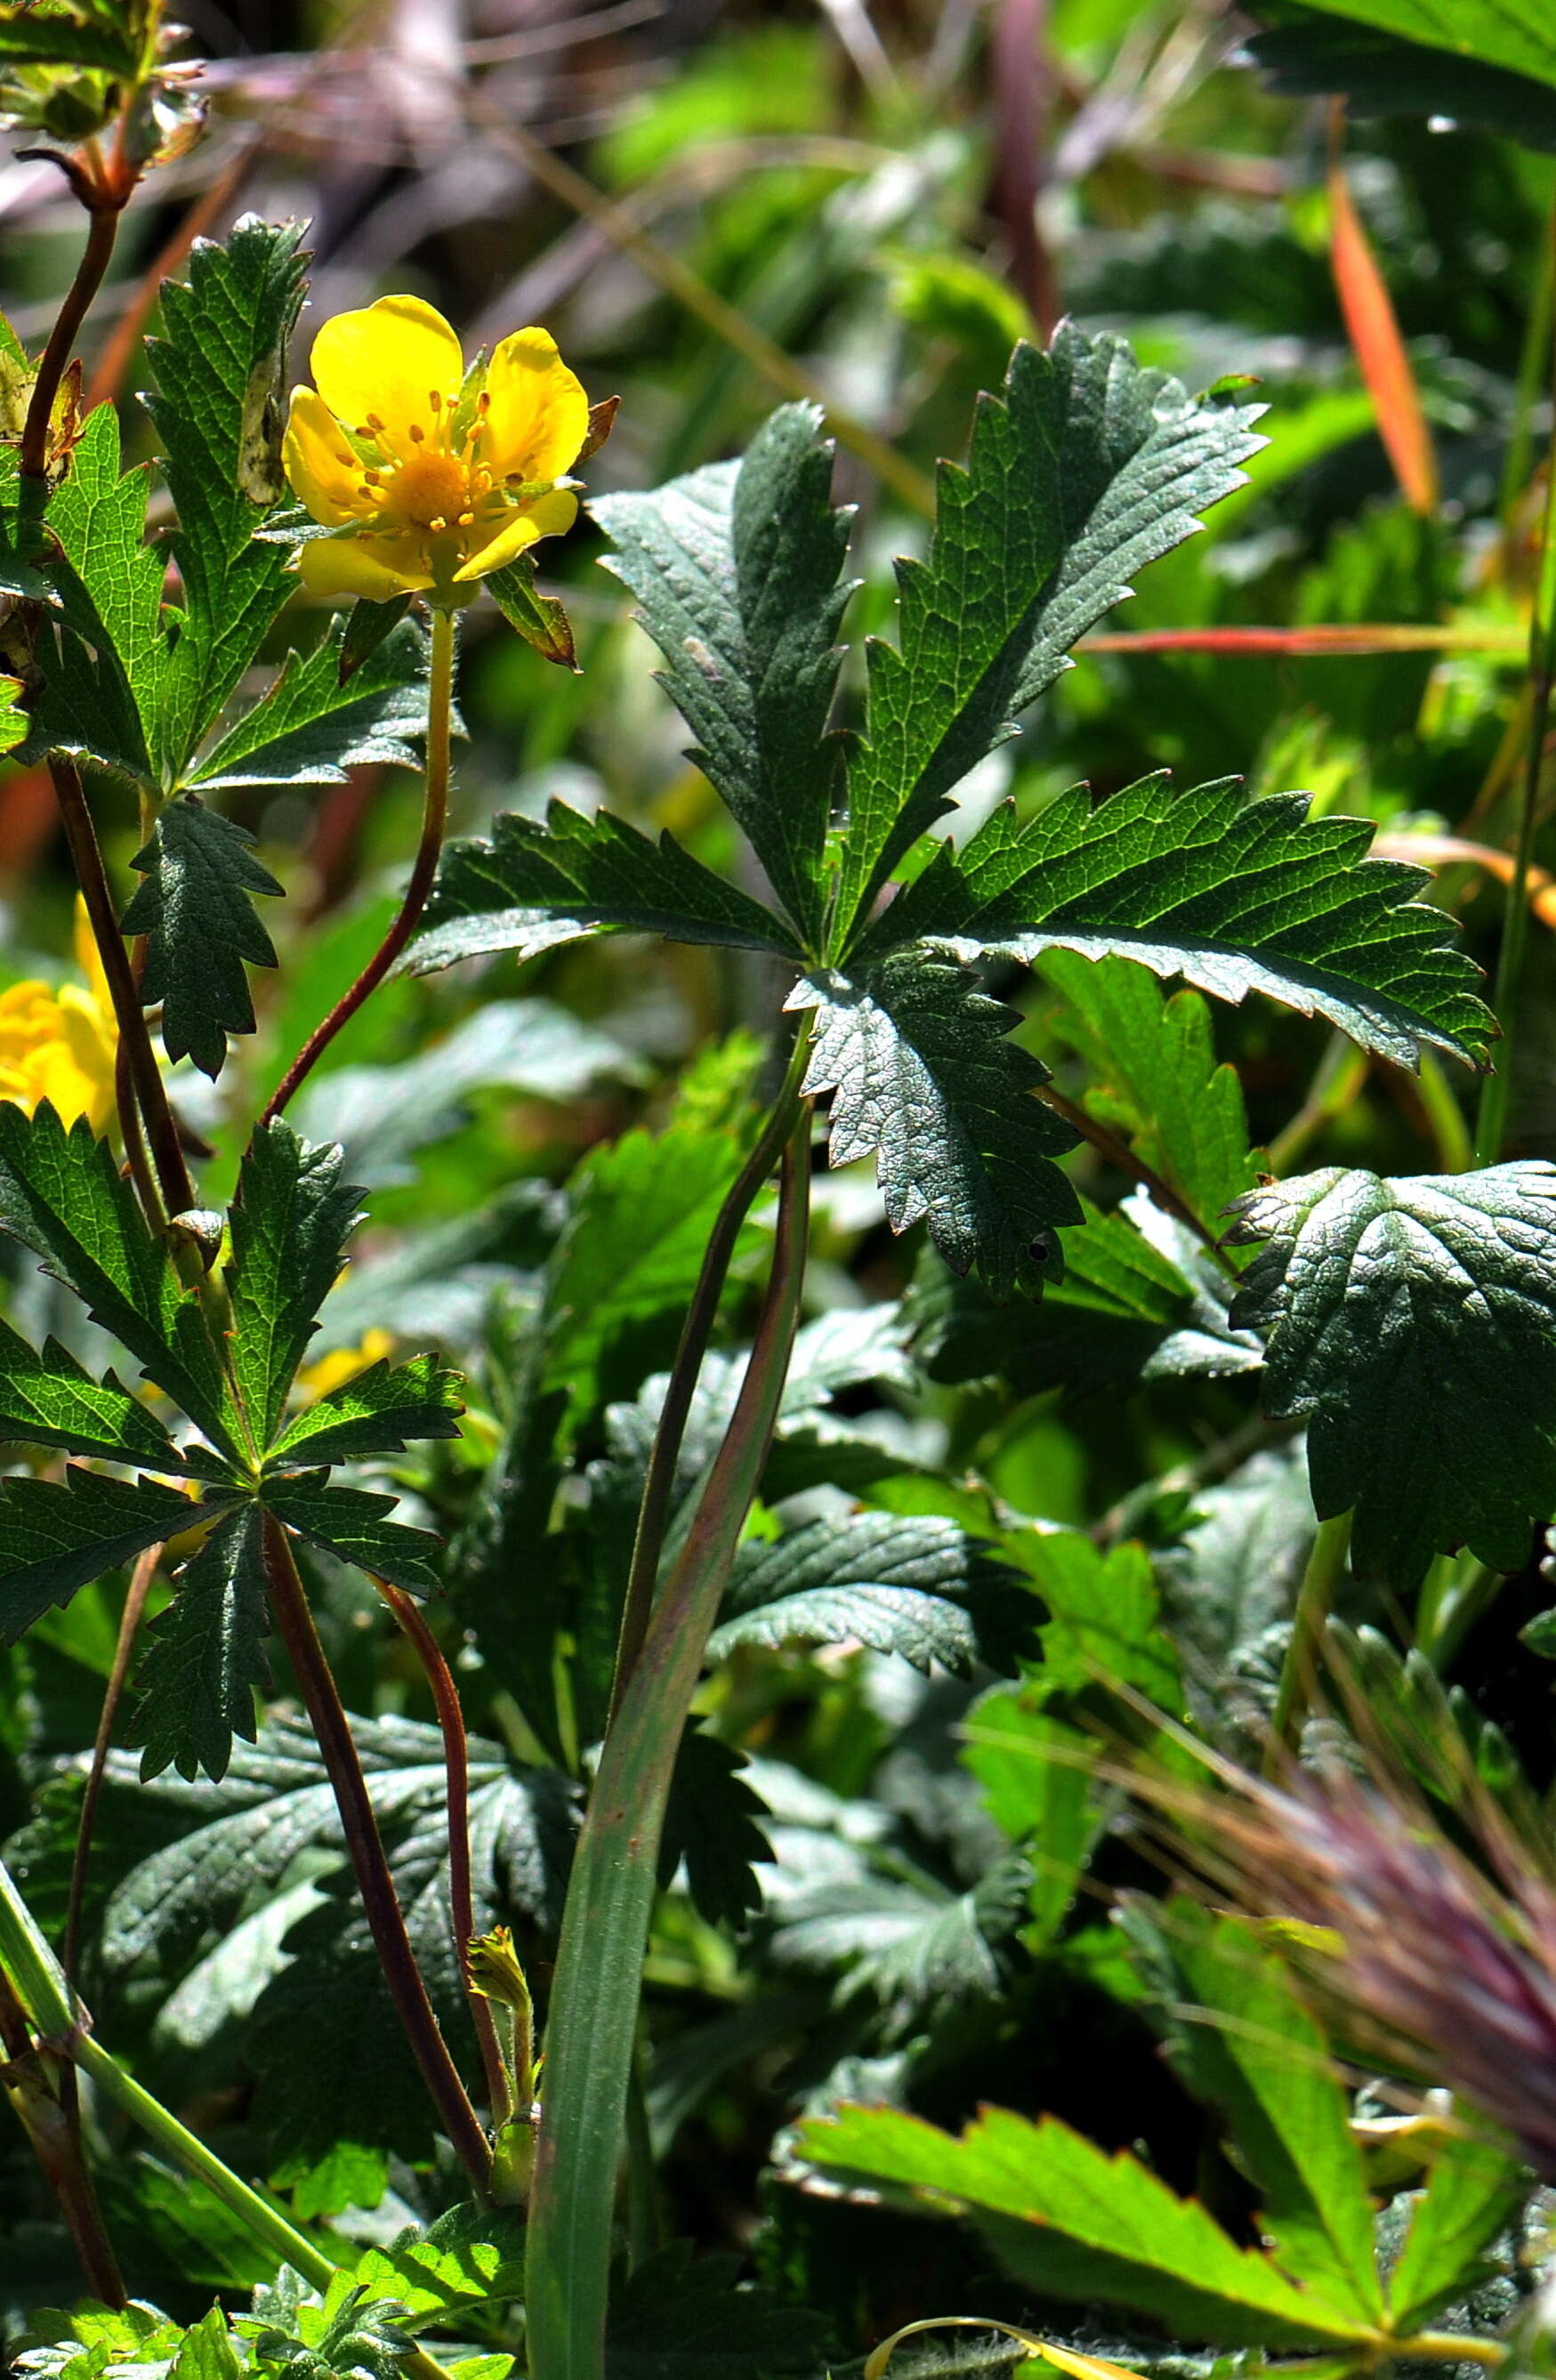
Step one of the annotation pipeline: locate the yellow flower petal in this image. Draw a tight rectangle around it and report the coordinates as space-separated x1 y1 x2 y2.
453 488 578 583
310 295 464 459
283 387 368 526
480 328 589 484
298 532 433 601
296 1326 396 1404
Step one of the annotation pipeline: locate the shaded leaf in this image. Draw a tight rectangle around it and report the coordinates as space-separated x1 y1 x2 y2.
791 948 1080 1300
1227 1161 1556 1586
710 1513 1036 1676
605 2239 832 2380
132 1505 269 1784
122 796 284 1078
659 1728 774 1931
1244 5 1556 150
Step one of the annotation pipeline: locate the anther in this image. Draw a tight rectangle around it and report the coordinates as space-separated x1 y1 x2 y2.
456 509 475 527
429 514 447 532
408 424 425 443
478 391 491 411
429 390 443 411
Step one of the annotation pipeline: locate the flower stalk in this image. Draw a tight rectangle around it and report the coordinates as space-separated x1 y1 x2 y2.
262 602 456 1124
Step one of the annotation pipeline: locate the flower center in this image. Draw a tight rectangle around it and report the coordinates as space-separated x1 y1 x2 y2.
391 449 471 531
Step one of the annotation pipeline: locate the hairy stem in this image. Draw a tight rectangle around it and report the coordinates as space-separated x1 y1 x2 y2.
262 603 456 1125
376 1577 514 2129
1266 1510 1352 1771
525 1108 812 2380
609 1025 813 1722
50 758 195 1219
20 198 120 481
1476 198 1556 1166
262 1519 491 2194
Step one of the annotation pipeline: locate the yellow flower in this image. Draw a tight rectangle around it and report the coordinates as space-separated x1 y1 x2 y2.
283 296 589 606
0 900 117 1133
295 1327 395 1404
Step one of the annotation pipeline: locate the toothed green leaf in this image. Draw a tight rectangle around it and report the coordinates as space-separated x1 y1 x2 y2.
262 1472 441 1593
0 1469 221 1642
188 618 431 791
1227 1160 1556 1587
790 948 1080 1299
227 1121 367 1451
131 1504 269 1783
864 774 1493 1070
0 1312 186 1470
265 1353 465 1472
122 795 284 1078
832 327 1265 937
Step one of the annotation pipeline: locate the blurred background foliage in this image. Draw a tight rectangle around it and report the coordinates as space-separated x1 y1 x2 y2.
3 0 1555 2358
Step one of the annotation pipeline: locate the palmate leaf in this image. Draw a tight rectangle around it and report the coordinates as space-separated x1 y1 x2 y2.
708 1513 1036 1676
0 1312 185 1470
590 401 855 943
790 948 1080 1300
351 2206 527 2328
1226 1161 1556 1587
122 796 284 1078
1125 1904 1384 2328
864 773 1494 1070
143 215 310 779
766 1844 1033 2028
798 2102 1379 2349
0 1101 239 1459
411 800 800 977
264 1353 465 1472
131 1505 269 1783
226 1120 366 1451
262 1472 441 1593
832 327 1265 939
188 618 431 792
1385 2132 1526 2329
0 1469 222 1642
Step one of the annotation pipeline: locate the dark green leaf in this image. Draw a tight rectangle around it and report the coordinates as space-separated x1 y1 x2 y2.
264 1353 465 1472
591 400 855 942
262 1472 441 1592
0 1101 239 1457
767 1851 1034 2027
143 216 310 776
798 2102 1376 2347
0 446 49 600
961 1696 1100 1944
189 619 431 792
0 7 137 69
131 1504 269 1783
709 1513 1036 1675
0 1469 212 1641
227 1120 367 1450
122 795 284 1077
833 328 1265 937
337 594 414 682
605 2240 832 2380
1157 1445 1313 1748
411 800 799 977
791 948 1080 1299
866 774 1494 1070
659 1728 773 1930
1247 0 1556 99
1243 4 1556 149
0 1311 185 1469
1227 1161 1556 1586
486 553 576 668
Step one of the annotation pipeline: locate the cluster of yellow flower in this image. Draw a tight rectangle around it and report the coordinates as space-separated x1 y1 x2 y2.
0 900 117 1132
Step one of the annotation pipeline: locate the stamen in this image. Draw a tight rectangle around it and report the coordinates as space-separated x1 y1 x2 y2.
361 470 384 486
478 391 491 412
428 514 447 532
456 510 475 527
408 424 425 444
429 390 443 411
